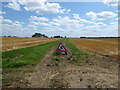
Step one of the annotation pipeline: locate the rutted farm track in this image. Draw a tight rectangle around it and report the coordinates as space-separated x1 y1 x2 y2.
2 38 118 88
27 43 72 88
27 41 118 88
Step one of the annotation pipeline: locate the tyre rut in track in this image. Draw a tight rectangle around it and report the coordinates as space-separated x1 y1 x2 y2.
26 42 118 88
26 44 72 88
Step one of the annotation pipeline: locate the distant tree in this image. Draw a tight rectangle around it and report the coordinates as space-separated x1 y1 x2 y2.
32 33 41 37
44 36 48 38
65 36 66 38
54 36 61 38
42 34 45 37
32 33 48 38
80 37 86 38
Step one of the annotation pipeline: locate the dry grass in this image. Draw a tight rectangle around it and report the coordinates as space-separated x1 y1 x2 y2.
71 38 119 58
1 37 60 52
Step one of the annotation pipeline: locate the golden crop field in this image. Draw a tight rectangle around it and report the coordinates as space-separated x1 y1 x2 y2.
1 37 59 52
71 38 119 58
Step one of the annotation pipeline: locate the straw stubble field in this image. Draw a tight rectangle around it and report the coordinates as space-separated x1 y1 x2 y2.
1 37 59 52
71 38 119 58
2 37 119 59
2 38 118 88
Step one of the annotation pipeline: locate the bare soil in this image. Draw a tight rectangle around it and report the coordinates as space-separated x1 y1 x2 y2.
26 44 118 88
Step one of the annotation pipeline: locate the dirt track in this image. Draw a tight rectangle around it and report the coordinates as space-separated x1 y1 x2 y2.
26 43 118 88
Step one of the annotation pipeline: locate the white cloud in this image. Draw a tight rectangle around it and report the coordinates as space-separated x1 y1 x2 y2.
5 0 70 14
1 17 24 26
73 14 81 20
2 23 34 37
40 22 118 37
114 17 119 21
29 21 39 25
23 0 45 11
29 21 49 26
96 22 106 26
86 11 117 21
49 22 60 26
36 2 70 14
37 22 49 26
0 16 3 20
5 1 21 11
73 14 95 24
47 15 117 37
0 11 6 15
53 16 76 25
14 21 24 24
110 22 118 25
30 16 49 22
2 19 35 37
53 16 84 29
35 2 70 15
103 0 119 7
2 19 13 24
13 21 24 27
1 13 118 37
27 24 38 30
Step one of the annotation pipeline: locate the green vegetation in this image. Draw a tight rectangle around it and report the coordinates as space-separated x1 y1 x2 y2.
65 38 92 57
2 38 95 87
2 40 60 68
2 38 94 69
94 84 103 88
2 40 60 87
32 33 48 38
50 57 64 67
64 38 94 66
51 38 94 67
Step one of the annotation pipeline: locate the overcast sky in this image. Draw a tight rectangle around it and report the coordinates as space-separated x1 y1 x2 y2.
1 0 118 37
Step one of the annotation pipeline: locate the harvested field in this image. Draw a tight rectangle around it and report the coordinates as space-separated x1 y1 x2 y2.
1 37 59 52
71 38 119 58
2 38 118 88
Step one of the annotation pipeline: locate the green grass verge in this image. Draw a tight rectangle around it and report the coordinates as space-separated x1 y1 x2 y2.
2 39 61 87
65 38 92 57
2 40 60 68
64 38 94 66
2 38 95 87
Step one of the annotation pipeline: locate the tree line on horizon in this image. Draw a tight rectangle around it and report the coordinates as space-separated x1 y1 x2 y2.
1 33 120 38
32 33 48 38
32 33 66 38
